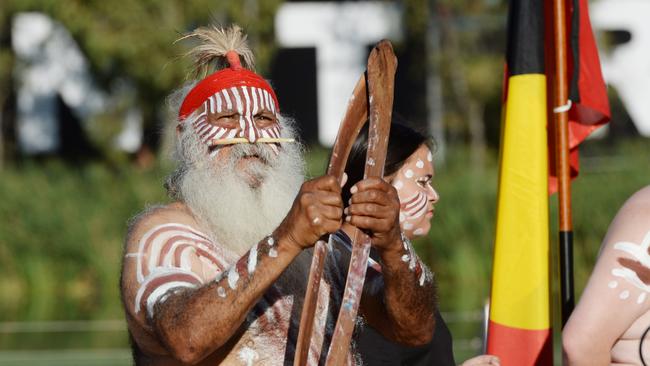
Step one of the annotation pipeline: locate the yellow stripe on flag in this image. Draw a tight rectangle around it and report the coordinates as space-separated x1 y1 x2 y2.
490 73 549 330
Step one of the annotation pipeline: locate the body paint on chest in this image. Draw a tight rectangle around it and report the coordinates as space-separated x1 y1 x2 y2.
127 223 224 315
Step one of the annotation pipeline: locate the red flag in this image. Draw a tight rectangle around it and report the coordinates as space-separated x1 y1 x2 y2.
547 0 610 194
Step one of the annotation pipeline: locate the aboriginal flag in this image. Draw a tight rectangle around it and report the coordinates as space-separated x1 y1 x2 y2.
486 0 552 364
487 0 609 364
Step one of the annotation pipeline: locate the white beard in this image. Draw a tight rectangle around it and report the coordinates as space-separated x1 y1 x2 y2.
176 120 305 256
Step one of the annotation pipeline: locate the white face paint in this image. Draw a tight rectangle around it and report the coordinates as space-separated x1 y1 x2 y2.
609 230 650 303
188 85 282 157
390 145 439 239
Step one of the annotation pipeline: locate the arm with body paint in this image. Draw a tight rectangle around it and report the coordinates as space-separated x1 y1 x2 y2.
563 186 650 365
345 177 436 346
121 176 343 364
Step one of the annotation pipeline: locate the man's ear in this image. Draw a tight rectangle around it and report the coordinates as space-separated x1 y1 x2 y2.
176 124 183 135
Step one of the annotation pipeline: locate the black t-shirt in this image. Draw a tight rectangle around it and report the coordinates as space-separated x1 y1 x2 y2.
356 311 456 366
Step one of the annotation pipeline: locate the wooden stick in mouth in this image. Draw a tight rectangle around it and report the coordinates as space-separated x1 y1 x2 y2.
209 137 295 146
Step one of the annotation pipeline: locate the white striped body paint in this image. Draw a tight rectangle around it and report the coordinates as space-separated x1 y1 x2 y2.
128 224 288 316
400 233 433 287
128 223 226 315
188 85 283 157
125 222 346 363
609 230 650 304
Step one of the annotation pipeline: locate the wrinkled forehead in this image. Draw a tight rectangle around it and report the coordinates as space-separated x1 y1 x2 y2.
178 68 280 121
205 85 278 116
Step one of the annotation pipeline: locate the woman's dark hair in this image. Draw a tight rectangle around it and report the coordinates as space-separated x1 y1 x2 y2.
340 121 433 205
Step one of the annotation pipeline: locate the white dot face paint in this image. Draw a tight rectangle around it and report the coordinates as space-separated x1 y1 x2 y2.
610 231 650 303
393 145 436 238
269 248 278 258
218 287 226 298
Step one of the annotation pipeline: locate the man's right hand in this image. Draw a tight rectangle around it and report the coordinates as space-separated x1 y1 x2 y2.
276 175 343 251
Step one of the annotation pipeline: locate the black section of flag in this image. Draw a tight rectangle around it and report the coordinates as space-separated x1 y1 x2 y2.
506 0 545 75
569 0 581 103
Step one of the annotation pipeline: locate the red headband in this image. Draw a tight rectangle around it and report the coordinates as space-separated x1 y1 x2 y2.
179 52 279 120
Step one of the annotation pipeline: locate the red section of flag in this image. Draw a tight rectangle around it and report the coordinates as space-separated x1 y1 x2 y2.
487 320 553 366
548 0 611 194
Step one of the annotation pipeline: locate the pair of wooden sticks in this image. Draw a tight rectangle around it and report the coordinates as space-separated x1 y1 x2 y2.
294 40 397 365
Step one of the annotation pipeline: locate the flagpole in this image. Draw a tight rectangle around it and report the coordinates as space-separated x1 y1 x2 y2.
551 0 575 326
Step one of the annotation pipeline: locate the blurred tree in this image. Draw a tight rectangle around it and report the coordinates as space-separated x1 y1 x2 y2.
436 0 506 158
0 4 16 169
0 0 283 167
398 0 506 167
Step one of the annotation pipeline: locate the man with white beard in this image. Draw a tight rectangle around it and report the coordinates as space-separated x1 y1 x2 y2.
120 25 436 365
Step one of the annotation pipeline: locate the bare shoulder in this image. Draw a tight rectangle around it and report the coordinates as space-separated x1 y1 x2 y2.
121 202 216 325
125 202 201 249
121 202 207 308
603 185 650 247
622 185 650 210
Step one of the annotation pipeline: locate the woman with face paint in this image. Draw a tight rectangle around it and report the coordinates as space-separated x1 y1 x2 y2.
335 122 499 366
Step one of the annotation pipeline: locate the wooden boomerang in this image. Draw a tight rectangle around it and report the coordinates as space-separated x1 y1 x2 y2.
293 40 397 366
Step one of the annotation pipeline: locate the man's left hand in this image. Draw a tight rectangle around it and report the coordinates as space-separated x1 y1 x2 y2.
345 177 401 252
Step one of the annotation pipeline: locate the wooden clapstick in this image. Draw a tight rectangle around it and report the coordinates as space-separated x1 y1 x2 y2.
293 40 397 365
293 68 369 366
325 40 396 366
